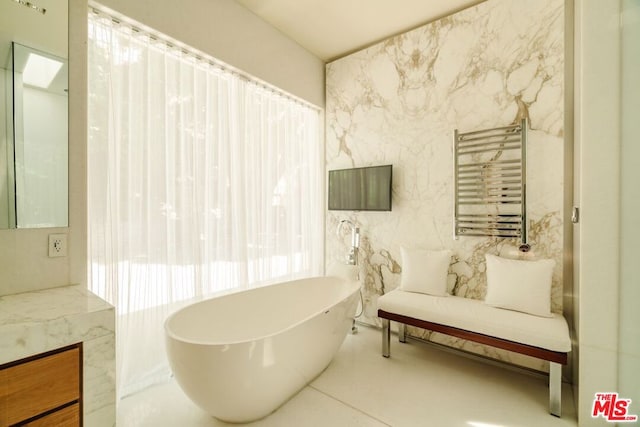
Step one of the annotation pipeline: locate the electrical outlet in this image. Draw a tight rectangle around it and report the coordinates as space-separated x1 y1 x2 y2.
48 234 67 257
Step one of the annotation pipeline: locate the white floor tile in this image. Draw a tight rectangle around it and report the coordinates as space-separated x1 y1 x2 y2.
118 325 577 426
313 326 577 427
117 376 387 426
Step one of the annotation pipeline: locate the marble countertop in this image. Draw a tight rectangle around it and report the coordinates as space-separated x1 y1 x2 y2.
0 285 115 365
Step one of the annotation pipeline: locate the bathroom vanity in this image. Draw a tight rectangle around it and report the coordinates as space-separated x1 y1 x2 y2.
0 345 80 425
0 285 115 426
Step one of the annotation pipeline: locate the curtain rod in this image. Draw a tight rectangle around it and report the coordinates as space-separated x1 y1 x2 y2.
11 0 46 14
88 5 321 112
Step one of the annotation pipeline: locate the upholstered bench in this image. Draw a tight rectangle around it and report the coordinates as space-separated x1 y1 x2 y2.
377 289 571 417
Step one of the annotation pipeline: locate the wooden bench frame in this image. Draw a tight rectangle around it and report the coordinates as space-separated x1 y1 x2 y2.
378 309 568 417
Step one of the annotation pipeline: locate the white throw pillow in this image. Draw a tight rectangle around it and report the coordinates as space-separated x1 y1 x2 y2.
400 248 452 296
484 254 555 317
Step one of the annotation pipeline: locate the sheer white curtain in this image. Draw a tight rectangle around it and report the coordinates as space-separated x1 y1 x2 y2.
87 12 323 397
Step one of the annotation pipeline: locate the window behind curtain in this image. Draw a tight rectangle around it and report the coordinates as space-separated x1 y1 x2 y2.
87 9 323 396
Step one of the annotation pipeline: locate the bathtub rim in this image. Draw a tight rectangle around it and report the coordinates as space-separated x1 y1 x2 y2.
164 275 361 347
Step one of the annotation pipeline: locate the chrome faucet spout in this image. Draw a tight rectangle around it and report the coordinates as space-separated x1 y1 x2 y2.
352 226 360 248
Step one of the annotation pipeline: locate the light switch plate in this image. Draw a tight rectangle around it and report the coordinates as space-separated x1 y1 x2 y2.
48 234 67 257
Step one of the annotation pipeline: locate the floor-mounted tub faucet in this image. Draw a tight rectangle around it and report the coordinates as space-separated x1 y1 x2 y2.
336 219 362 335
337 220 360 266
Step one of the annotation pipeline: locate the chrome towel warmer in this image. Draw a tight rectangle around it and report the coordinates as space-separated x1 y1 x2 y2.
453 119 528 250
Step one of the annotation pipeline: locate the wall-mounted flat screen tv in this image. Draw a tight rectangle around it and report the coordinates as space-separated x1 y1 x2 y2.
328 165 392 211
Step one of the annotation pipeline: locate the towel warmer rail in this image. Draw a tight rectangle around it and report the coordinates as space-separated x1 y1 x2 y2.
453 119 528 249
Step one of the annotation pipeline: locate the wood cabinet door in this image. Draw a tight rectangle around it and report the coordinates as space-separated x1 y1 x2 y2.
22 403 80 427
0 346 81 426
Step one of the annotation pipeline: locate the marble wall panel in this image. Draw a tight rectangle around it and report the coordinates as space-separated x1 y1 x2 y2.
326 0 564 370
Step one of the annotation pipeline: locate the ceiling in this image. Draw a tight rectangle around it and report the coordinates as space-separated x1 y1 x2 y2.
235 0 485 62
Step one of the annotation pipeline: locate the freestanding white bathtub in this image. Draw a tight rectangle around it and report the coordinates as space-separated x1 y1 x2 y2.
164 276 360 423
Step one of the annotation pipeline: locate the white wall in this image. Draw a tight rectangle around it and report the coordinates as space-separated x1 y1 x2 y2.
0 0 324 296
574 0 640 423
97 0 325 107
0 1 82 296
618 0 640 409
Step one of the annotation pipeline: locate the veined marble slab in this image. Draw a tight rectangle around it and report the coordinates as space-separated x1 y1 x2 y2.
0 284 114 363
0 284 115 426
326 0 565 372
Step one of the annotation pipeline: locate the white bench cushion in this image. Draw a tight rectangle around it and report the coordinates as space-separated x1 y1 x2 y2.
377 290 571 352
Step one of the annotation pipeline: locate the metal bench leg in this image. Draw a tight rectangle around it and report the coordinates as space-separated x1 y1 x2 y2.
382 318 390 358
549 362 562 417
399 322 406 343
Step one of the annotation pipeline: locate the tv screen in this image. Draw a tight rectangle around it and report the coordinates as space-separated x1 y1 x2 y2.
328 165 392 211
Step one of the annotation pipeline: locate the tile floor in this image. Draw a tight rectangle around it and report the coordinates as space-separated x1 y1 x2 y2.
117 325 577 426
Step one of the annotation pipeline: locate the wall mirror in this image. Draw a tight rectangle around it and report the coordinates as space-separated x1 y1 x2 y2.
0 0 68 229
